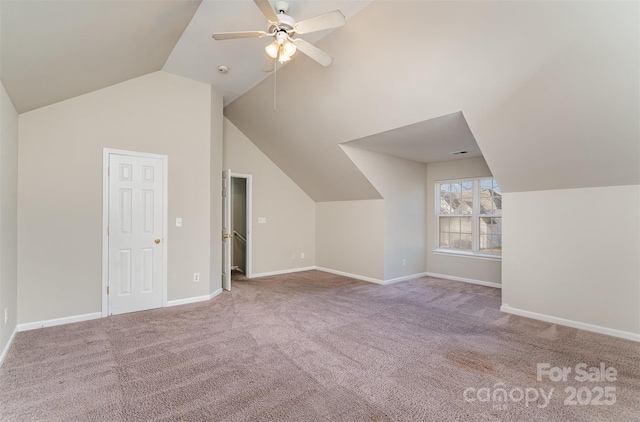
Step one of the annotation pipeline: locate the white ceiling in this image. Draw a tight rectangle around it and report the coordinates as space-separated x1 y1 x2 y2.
0 0 370 113
2 1 637 202
163 0 371 105
225 0 639 200
0 0 201 113
342 112 482 164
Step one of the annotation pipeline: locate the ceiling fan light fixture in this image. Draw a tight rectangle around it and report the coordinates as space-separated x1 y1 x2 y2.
265 41 279 59
278 45 291 62
212 0 345 69
283 40 296 56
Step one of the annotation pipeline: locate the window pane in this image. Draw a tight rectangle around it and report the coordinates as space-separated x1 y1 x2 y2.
461 217 472 234
439 216 472 250
479 217 493 235
479 235 490 250
479 186 494 214
439 217 450 249
449 217 460 232
451 183 463 213
440 183 453 214
459 181 473 214
479 217 502 253
460 234 472 250
439 233 450 248
492 179 502 214
439 217 449 233
450 233 461 249
480 179 502 215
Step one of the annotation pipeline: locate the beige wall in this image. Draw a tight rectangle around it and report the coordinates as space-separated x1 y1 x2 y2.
426 157 502 285
316 200 385 281
0 82 19 358
18 71 218 324
342 146 428 280
502 185 640 337
223 118 315 275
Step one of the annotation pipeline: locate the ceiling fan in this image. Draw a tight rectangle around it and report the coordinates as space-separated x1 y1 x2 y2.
212 0 345 72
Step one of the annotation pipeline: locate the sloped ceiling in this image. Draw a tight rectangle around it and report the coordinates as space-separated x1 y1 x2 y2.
2 1 637 201
1 0 202 113
225 1 639 199
163 0 371 106
342 112 482 164
0 0 369 113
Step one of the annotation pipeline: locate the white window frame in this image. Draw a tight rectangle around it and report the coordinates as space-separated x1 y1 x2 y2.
434 177 501 261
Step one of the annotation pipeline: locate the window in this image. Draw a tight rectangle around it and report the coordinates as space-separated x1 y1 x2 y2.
436 177 502 257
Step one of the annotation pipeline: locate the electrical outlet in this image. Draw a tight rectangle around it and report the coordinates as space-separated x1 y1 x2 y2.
4 308 8 324
193 273 200 282
402 259 407 266
300 253 305 259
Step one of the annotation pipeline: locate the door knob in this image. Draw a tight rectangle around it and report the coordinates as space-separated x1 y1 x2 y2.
155 239 161 244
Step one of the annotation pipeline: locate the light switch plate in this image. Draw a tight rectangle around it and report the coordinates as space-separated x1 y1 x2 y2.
176 218 182 227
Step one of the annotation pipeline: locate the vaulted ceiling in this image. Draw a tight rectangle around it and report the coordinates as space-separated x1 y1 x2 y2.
225 0 639 199
0 0 369 113
2 1 638 202
0 0 201 113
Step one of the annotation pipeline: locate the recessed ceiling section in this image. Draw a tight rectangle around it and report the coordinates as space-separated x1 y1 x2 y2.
342 112 483 164
1 0 201 113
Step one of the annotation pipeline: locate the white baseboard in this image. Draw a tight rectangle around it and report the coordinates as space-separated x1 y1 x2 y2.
314 267 386 284
245 266 497 290
261 266 429 286
210 288 223 299
384 272 430 285
15 290 226 336
17 312 102 332
426 272 502 289
165 288 223 307
0 326 18 368
251 266 317 278
500 304 640 342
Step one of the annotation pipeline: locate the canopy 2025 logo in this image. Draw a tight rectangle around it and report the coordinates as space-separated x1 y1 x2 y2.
537 362 617 406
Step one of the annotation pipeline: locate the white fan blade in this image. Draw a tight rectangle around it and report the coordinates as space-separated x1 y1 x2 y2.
294 10 345 34
295 39 333 67
254 0 279 23
262 57 275 72
212 31 268 40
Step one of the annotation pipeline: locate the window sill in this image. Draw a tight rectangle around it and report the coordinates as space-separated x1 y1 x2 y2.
432 249 502 261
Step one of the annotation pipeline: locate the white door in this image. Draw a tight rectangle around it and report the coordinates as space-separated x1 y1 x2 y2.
108 153 165 315
222 169 232 291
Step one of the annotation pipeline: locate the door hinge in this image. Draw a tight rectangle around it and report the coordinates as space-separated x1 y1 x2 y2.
107 286 109 295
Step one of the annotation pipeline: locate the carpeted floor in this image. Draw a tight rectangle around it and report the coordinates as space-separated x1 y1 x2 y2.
1 270 638 421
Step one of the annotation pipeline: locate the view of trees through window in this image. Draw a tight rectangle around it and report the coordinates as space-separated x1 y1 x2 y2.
437 178 502 255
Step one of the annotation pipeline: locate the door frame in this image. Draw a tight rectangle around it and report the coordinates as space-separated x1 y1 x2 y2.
101 148 169 317
231 173 253 278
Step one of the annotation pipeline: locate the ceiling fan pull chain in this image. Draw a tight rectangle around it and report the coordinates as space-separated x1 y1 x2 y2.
273 58 277 111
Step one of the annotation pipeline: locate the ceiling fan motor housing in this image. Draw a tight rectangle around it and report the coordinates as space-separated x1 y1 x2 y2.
269 13 295 33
